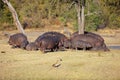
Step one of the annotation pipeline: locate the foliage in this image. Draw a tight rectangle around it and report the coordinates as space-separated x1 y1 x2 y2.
85 15 101 31
0 0 13 23
0 0 14 30
98 0 120 28
0 0 120 30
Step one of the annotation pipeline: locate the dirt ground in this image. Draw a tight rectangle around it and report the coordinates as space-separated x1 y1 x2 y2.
0 29 120 80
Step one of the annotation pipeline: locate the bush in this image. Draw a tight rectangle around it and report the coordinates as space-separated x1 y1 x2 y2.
85 14 101 31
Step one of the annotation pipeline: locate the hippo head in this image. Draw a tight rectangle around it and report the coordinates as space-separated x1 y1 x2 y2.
25 42 38 51
63 39 72 49
8 36 14 45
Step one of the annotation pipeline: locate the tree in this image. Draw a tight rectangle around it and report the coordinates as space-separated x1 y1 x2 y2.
74 0 85 34
2 0 25 34
98 0 120 28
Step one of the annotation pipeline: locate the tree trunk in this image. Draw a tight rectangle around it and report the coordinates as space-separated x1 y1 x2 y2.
81 5 85 34
2 0 25 34
75 1 82 34
75 0 85 34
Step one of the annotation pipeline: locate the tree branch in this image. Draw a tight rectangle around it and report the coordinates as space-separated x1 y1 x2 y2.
2 0 25 34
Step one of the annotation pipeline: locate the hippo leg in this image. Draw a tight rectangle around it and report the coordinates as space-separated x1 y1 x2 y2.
83 47 86 51
52 48 57 52
40 48 46 53
75 47 78 51
90 47 98 51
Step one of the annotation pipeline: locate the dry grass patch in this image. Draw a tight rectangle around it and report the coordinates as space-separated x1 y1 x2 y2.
0 29 120 80
0 42 120 80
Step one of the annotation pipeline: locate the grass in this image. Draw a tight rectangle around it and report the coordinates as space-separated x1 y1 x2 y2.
0 30 120 80
1 42 120 80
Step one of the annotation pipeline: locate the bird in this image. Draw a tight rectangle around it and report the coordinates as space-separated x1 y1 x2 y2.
52 58 62 68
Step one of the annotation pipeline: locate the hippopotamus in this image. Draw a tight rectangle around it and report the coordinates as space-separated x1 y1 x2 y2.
63 39 72 49
35 31 68 51
72 31 104 42
71 40 92 50
70 31 109 51
26 42 38 51
36 36 59 53
8 33 29 49
64 38 92 50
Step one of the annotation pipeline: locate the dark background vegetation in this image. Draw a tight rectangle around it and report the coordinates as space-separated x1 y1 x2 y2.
0 0 120 31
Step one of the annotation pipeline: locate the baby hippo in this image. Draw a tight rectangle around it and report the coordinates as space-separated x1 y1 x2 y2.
8 33 29 49
26 42 38 51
